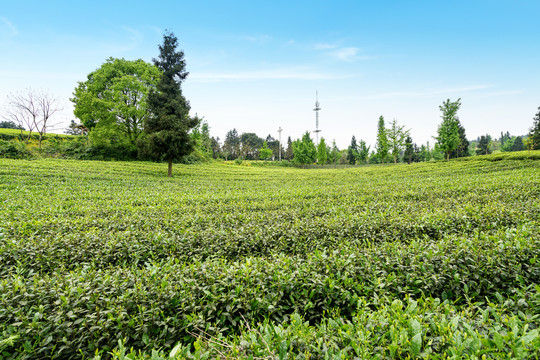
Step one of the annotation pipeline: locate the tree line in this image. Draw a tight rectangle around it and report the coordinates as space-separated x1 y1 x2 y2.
2 32 540 171
185 98 538 166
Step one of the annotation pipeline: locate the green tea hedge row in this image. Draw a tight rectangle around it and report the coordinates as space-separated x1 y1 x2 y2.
95 291 540 359
2 158 539 274
2 203 537 275
1 228 538 358
0 129 77 142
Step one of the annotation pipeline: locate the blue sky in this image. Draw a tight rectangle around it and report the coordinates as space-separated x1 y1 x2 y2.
1 1 539 148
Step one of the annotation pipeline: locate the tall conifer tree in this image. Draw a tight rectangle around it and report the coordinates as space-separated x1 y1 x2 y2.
529 106 540 150
144 31 198 177
376 116 389 164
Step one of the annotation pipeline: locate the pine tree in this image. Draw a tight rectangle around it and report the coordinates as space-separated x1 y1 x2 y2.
223 129 240 160
476 135 492 155
449 120 469 158
143 31 198 177
376 116 389 164
284 136 294 160
387 118 409 164
347 136 358 164
329 140 340 165
404 135 414 164
357 139 370 164
529 106 540 150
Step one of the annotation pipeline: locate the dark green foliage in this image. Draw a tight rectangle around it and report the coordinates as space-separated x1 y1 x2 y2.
529 106 540 149
476 135 493 155
0 121 23 130
347 135 358 164
284 136 293 161
404 135 414 164
1 229 539 358
64 120 87 136
239 132 264 159
0 140 32 158
513 136 525 151
449 120 469 158
265 134 280 160
222 129 240 160
143 31 198 176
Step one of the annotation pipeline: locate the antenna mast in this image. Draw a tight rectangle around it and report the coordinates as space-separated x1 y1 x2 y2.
313 91 321 145
278 127 282 161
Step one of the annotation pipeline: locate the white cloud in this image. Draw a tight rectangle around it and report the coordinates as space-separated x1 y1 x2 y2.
313 43 374 62
242 34 273 43
0 16 18 36
314 43 339 50
353 85 495 100
190 68 350 82
329 47 367 62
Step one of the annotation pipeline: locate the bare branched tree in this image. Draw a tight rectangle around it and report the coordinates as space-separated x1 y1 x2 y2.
3 89 63 147
35 91 62 148
3 91 37 143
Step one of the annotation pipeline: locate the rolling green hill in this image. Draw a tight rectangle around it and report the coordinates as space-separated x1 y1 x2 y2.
0 156 539 358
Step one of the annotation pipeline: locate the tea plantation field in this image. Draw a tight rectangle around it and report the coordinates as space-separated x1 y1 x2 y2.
1 155 539 359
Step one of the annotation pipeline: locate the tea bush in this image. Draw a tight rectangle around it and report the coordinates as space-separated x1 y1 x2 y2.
0 155 539 358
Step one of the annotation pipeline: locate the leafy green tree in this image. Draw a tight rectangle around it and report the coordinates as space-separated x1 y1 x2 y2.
432 142 445 160
420 141 432 162
259 141 273 160
387 118 409 164
223 129 240 160
357 139 370 164
317 137 328 164
529 106 540 150
200 121 212 155
376 116 389 164
240 132 264 160
72 57 160 146
436 98 461 161
292 131 316 166
328 140 339 165
476 135 492 155
499 131 511 149
347 136 358 164
143 31 198 177
265 135 280 159
512 136 525 151
338 150 348 164
501 136 515 152
210 136 222 158
449 120 469 158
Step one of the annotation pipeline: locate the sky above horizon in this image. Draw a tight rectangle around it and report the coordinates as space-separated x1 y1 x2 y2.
1 1 539 149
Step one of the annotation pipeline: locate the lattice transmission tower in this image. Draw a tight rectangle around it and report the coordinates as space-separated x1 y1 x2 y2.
313 91 321 145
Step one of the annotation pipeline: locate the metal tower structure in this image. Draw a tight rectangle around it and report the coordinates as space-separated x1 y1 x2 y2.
278 127 282 161
313 91 321 145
